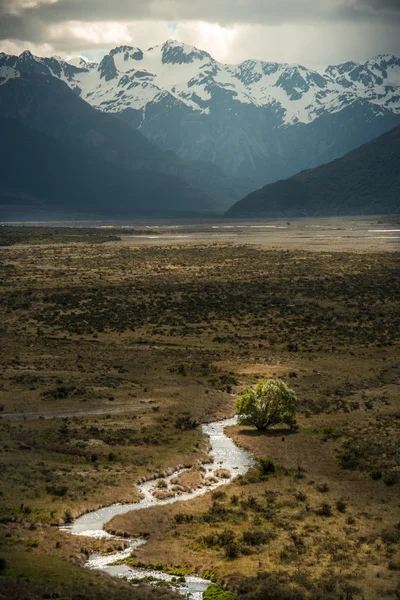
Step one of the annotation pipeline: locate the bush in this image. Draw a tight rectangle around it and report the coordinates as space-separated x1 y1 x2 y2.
242 530 275 546
295 491 307 502
236 379 297 431
259 458 276 477
64 509 73 524
174 513 194 524
316 483 329 493
315 503 333 517
212 490 227 501
202 530 236 550
204 584 236 600
383 472 399 487
175 415 200 430
46 484 68 497
0 558 7 574
224 543 240 559
203 570 219 583
232 570 361 600
381 527 400 545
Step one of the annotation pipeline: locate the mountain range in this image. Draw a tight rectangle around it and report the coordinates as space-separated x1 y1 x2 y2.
1 42 400 219
226 125 400 217
0 61 255 215
2 41 400 188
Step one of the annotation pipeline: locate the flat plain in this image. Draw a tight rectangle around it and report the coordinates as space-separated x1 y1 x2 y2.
0 216 399 600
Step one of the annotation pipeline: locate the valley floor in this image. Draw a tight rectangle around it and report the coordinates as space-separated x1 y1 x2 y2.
0 218 399 600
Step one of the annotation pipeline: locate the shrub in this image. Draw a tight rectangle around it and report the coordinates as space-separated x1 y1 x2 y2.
294 466 306 480
166 566 190 577
236 379 297 431
46 484 68 497
212 490 227 501
202 530 235 550
316 483 329 493
295 491 307 502
383 472 399 487
175 415 199 430
381 527 400 545
0 558 7 574
316 503 333 517
259 458 276 477
224 543 240 559
64 509 73 524
203 570 219 583
242 530 275 546
204 584 236 600
174 513 194 524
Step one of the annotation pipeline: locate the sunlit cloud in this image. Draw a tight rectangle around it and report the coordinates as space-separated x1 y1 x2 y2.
49 21 132 47
0 0 399 65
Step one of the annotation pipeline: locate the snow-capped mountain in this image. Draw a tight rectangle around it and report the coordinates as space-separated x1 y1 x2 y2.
2 41 400 185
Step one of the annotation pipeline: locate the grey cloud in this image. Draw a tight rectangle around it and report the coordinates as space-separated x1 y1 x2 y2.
2 0 400 30
0 13 45 42
360 0 400 10
334 0 400 20
0 0 399 61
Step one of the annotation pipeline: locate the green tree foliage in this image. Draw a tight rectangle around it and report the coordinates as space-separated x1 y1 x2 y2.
236 378 297 431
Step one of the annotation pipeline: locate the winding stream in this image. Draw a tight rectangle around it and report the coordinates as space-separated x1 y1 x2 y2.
61 417 254 599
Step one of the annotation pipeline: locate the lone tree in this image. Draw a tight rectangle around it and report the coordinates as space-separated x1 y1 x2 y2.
236 378 297 431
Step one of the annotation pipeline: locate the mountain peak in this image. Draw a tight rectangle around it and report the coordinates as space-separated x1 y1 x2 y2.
110 45 136 55
19 50 34 61
68 56 88 67
109 45 144 61
162 39 187 49
161 40 211 65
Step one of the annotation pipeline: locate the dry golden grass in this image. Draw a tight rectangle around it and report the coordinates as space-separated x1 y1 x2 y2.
0 227 399 599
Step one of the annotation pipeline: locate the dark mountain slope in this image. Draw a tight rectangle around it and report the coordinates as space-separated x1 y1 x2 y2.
0 117 217 220
226 125 400 217
0 75 254 209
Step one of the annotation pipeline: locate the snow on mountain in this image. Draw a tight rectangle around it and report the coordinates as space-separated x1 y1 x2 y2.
1 41 400 185
2 41 399 123
53 42 400 123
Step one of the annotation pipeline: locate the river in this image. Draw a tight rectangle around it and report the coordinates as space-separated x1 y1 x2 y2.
61 416 254 599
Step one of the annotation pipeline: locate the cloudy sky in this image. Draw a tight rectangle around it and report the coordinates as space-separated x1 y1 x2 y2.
0 0 399 67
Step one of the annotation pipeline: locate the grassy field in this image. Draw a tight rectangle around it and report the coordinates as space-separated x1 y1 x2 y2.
0 223 399 599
